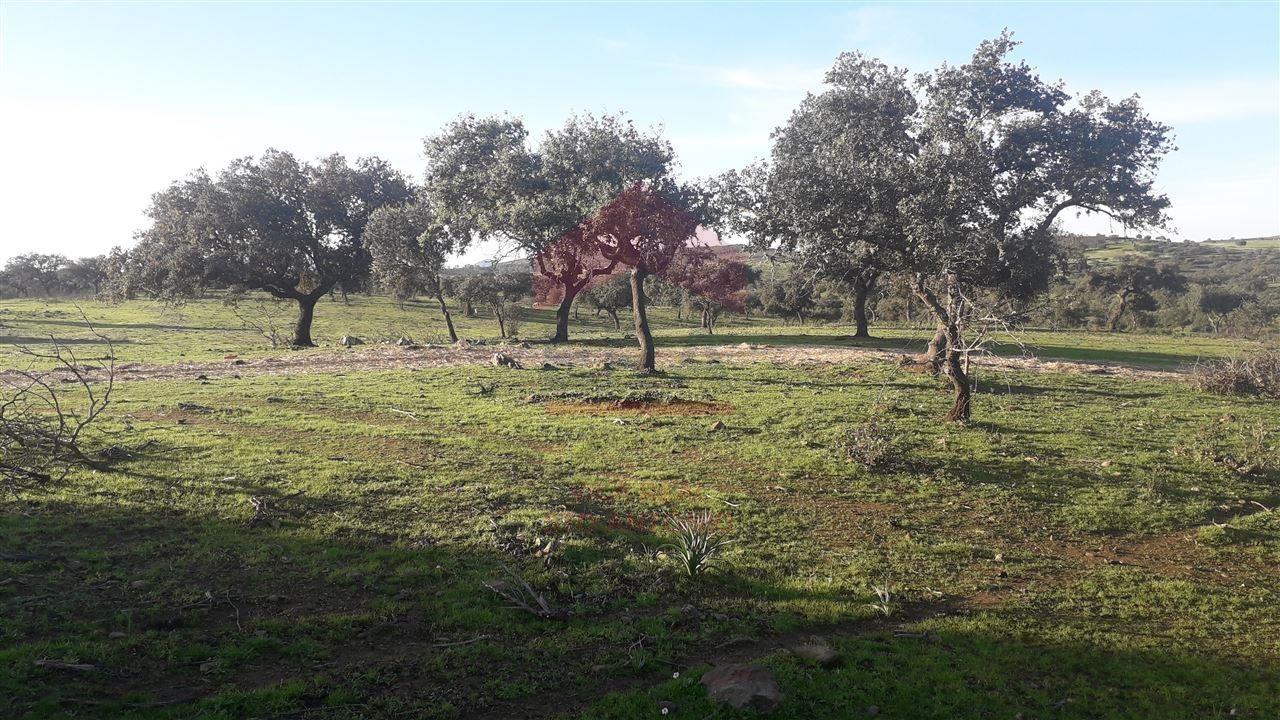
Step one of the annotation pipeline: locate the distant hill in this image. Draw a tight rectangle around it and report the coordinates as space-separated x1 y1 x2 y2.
1061 233 1280 286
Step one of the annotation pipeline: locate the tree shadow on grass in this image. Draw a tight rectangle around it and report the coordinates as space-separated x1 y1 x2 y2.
2 317 237 333
580 622 1279 719
4 495 1275 720
0 335 133 347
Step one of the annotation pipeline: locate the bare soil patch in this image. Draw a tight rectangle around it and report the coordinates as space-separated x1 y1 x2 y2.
8 341 1182 383
545 399 732 416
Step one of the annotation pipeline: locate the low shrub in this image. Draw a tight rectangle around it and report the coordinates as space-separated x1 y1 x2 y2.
836 415 895 470
1190 350 1280 399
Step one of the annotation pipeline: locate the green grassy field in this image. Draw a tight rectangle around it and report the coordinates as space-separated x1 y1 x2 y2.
2 298 1278 719
0 296 1264 370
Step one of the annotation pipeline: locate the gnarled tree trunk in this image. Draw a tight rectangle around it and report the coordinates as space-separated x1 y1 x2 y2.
630 268 655 372
852 280 872 338
292 292 322 347
914 272 971 422
1108 290 1131 332
923 325 947 374
551 293 575 343
435 288 458 343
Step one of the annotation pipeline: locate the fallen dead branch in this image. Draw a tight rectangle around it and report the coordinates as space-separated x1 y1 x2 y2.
482 563 564 618
34 658 97 672
1 315 114 494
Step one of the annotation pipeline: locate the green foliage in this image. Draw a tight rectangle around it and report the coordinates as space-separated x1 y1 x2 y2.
661 512 734 577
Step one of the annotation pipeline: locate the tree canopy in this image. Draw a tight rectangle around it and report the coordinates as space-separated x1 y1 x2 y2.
129 149 412 346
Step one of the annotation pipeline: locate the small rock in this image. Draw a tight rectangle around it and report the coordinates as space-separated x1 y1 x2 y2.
539 363 558 371
994 552 1005 563
791 639 840 667
867 705 880 717
108 631 126 639
339 335 364 347
396 336 414 347
599 361 614 370
265 396 284 404
701 663 780 712
492 353 522 369
129 579 148 589
709 420 726 432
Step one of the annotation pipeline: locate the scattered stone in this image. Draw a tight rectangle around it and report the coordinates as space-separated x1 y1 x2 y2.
701 663 781 712
100 445 131 461
994 552 1005 563
519 342 532 349
492 353 522 369
599 361 614 370
790 638 840 667
867 705 880 717
339 336 364 347
539 362 558 370
265 396 285 404
129 579 148 589
176 402 214 413
108 631 126 639
195 374 209 380
395 336 414 347
709 420 726 432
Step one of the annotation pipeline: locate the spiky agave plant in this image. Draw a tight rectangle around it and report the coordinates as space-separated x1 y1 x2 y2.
662 512 733 577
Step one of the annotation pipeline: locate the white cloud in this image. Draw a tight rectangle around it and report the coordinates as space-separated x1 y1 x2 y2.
1122 76 1280 124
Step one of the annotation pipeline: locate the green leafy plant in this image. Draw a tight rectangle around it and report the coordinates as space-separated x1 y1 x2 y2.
662 512 733 577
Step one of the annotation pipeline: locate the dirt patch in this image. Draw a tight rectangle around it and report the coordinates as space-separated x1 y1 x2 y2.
545 399 732 416
5 341 1183 384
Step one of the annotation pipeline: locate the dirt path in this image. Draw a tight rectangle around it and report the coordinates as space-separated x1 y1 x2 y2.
7 340 1181 383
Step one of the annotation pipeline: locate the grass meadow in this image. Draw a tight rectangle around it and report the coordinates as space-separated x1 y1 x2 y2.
2 296 1277 719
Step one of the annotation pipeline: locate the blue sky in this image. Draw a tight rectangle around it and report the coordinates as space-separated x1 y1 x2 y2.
1 1 1277 264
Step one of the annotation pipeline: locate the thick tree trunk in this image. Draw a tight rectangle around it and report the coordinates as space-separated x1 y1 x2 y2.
923 325 947 374
852 283 871 338
1108 293 1129 332
292 294 320 347
942 340 971 422
435 289 458 343
630 268 655 372
914 273 972 422
551 293 575 343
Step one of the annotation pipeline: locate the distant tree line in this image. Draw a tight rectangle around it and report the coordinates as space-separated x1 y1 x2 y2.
22 32 1280 420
